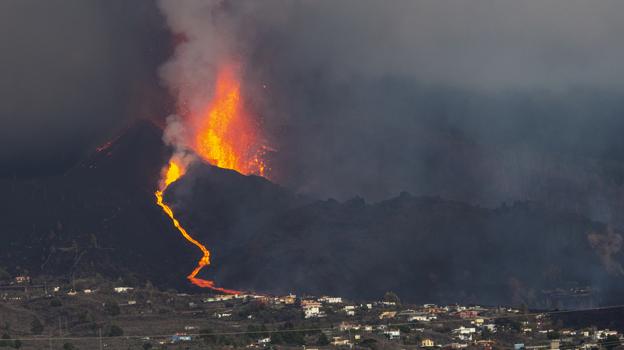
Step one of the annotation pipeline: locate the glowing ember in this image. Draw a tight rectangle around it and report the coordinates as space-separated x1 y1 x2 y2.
191 64 267 177
155 160 240 294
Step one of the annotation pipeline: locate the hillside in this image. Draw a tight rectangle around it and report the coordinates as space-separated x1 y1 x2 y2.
0 121 622 306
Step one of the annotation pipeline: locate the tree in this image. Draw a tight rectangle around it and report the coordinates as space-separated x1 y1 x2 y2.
547 331 560 340
199 328 216 344
481 327 492 339
279 322 305 345
0 267 10 281
30 318 44 335
62 342 75 350
107 325 123 337
0 334 11 347
383 291 401 305
104 301 120 316
142 342 153 350
12 339 21 349
317 333 330 346
49 298 62 307
246 325 268 340
360 338 378 349
600 335 621 350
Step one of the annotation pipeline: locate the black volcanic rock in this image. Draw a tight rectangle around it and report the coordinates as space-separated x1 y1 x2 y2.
0 120 195 288
171 171 623 306
1 120 624 306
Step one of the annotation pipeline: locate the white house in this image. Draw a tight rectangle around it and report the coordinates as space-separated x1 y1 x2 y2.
319 296 343 304
384 329 401 340
302 301 323 318
258 337 271 345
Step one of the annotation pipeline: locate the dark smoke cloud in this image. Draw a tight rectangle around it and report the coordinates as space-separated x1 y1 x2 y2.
182 0 624 215
5 1 624 225
0 1 171 176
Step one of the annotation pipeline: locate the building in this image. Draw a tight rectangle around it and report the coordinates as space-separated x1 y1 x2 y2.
331 337 351 346
114 287 133 293
339 322 361 331
453 326 477 341
457 310 479 319
302 300 323 318
319 296 343 304
409 314 437 322
258 337 271 345
384 329 401 340
278 294 297 304
14 276 30 284
421 338 435 347
171 334 192 343
379 311 397 319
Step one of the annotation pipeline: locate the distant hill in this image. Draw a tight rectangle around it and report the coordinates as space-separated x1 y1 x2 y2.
1 120 623 307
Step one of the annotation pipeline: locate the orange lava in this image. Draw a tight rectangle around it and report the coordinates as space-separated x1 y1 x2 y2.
156 160 240 294
191 64 267 177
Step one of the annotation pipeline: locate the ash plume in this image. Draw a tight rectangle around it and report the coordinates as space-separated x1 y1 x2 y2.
157 0 238 121
588 229 624 276
155 0 624 228
161 114 197 179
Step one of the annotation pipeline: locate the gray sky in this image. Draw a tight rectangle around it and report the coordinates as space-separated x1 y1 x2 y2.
3 0 624 210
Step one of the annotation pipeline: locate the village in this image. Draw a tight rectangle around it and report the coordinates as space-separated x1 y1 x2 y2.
0 275 621 350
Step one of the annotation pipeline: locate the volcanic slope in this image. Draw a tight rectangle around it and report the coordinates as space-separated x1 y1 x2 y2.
0 121 196 288
1 120 623 305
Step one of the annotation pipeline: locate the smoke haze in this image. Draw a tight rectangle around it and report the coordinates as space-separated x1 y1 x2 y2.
0 1 170 175
4 0 624 218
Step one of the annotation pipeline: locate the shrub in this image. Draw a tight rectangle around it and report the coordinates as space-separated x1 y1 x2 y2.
30 318 44 335
107 325 123 337
104 301 120 316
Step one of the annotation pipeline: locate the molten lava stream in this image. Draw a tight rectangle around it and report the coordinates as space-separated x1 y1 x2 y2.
155 160 240 295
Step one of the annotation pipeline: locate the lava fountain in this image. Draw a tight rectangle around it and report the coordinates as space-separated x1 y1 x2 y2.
191 64 267 177
155 64 267 294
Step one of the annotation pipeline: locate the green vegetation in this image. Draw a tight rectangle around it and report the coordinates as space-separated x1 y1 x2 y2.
317 332 330 346
30 318 44 335
107 325 123 337
0 334 21 349
383 291 401 305
547 331 560 340
600 335 621 350
0 334 11 347
104 300 120 316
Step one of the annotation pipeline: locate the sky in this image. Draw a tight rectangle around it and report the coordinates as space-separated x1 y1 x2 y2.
3 0 624 210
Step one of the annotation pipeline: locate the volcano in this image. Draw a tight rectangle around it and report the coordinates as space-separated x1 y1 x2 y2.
1 120 623 306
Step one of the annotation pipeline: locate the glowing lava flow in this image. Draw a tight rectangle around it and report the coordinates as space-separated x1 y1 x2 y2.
192 64 267 177
155 160 240 294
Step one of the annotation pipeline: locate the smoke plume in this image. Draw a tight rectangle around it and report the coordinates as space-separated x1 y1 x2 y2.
588 229 624 276
155 0 624 229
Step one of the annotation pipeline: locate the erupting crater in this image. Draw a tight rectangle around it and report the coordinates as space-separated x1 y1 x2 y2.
155 64 268 294
192 64 267 177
